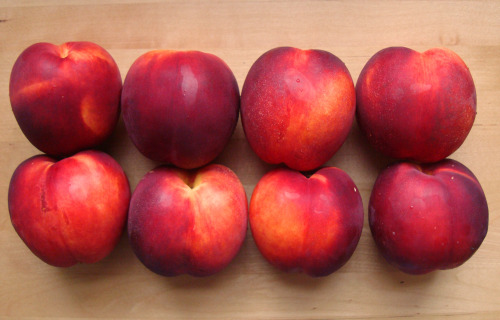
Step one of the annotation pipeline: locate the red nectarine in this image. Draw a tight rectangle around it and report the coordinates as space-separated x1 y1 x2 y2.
128 164 248 276
369 159 488 274
356 47 476 162
249 167 364 276
122 50 239 169
8 150 131 267
241 47 356 171
9 42 122 156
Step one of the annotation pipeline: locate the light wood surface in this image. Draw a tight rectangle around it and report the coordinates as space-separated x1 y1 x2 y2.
1 1 499 319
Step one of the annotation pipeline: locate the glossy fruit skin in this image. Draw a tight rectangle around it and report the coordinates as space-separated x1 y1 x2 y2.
121 50 240 169
9 42 122 156
128 164 248 277
369 159 488 274
8 150 131 267
241 47 356 171
356 47 476 163
249 167 364 277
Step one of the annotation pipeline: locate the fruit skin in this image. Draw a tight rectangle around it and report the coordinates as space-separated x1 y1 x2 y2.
369 159 488 275
121 50 239 169
9 42 122 156
8 150 131 267
128 164 248 277
249 167 364 277
356 47 476 163
241 47 356 171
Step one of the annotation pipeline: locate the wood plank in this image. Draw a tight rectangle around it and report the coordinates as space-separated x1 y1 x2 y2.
0 1 499 319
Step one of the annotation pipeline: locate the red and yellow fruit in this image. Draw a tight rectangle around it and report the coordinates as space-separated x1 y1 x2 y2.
241 47 356 171
122 50 240 169
8 150 131 267
369 160 488 274
9 42 122 156
128 164 248 276
356 47 476 162
249 167 364 277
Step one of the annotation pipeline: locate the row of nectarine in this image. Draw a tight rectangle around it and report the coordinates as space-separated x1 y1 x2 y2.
8 42 488 277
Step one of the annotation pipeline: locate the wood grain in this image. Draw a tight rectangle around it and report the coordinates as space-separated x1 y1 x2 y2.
1 1 499 319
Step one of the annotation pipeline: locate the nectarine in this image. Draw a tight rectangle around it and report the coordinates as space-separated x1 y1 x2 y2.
241 47 356 171
369 160 488 274
122 50 239 169
8 150 131 267
128 164 248 276
249 167 363 276
9 42 122 156
356 47 476 162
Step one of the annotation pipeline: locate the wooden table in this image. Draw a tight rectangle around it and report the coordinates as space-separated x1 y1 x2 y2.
1 1 499 319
